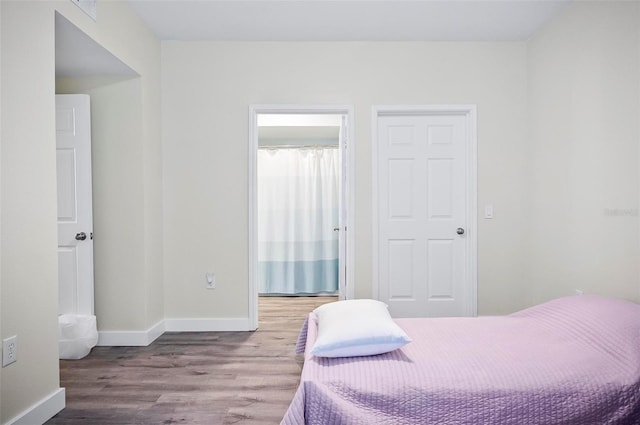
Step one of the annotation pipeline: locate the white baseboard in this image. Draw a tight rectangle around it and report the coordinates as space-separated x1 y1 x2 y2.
164 317 252 332
97 317 252 346
6 388 65 425
97 319 165 346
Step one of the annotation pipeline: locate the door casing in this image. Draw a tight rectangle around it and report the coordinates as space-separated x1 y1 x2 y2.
372 105 478 317
248 104 355 330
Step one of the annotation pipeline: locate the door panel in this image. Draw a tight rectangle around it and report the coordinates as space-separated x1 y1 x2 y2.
56 94 94 316
427 239 454 298
377 111 473 318
388 239 415 299
58 246 79 314
427 158 454 218
56 149 78 221
388 159 414 218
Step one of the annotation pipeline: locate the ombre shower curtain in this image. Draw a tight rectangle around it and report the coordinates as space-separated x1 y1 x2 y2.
258 147 339 294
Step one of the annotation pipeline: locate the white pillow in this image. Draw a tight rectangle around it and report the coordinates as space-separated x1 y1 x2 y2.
310 299 412 358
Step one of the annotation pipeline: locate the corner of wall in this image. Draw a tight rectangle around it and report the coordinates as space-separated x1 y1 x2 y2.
525 1 640 305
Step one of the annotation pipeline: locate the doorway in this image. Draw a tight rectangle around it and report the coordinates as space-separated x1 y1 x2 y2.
248 105 354 329
373 105 478 318
55 13 139 349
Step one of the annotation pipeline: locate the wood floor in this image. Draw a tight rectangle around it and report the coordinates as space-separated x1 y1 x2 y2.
46 296 337 425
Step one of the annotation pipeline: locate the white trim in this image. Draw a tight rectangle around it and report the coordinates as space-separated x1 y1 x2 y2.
466 106 479 317
371 104 478 317
97 319 165 347
372 107 380 301
5 388 65 425
164 318 251 332
96 317 254 346
248 104 356 329
248 108 259 330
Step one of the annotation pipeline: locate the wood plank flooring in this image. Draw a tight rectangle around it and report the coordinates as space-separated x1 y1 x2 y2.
46 296 337 425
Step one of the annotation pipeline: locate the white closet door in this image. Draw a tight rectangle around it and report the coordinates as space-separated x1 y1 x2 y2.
56 94 95 316
377 111 474 317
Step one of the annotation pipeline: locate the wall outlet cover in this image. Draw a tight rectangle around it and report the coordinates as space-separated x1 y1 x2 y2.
3 335 17 367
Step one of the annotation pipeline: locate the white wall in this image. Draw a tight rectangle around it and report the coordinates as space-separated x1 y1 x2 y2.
1 3 61 422
527 1 640 305
163 4 640 321
1 1 161 423
162 41 530 319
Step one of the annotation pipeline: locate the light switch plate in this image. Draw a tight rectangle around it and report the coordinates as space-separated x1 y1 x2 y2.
484 205 494 219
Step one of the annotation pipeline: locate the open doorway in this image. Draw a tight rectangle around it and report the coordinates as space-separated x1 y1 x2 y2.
55 13 139 356
248 106 354 329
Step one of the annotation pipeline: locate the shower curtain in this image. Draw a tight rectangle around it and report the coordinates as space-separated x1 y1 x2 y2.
258 146 339 294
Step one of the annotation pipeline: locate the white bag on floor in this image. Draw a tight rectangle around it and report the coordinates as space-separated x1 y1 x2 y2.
58 314 98 360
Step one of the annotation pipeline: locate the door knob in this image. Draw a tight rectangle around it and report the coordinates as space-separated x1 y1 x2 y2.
333 227 340 232
456 227 465 235
75 232 87 241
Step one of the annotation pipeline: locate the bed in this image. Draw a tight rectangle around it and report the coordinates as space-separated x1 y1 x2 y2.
281 295 640 424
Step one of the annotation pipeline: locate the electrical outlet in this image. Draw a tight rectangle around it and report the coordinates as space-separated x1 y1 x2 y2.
575 289 584 296
3 335 17 367
206 272 216 289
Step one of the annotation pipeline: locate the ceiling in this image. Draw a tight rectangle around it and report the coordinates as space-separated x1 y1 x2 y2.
56 1 571 77
126 0 571 42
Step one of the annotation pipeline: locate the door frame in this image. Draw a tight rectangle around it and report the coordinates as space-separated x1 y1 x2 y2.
372 105 478 317
248 104 355 330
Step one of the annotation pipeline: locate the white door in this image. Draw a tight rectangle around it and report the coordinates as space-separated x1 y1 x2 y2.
56 94 95 316
375 108 476 317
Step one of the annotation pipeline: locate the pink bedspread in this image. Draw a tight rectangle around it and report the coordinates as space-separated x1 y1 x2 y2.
282 295 640 424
